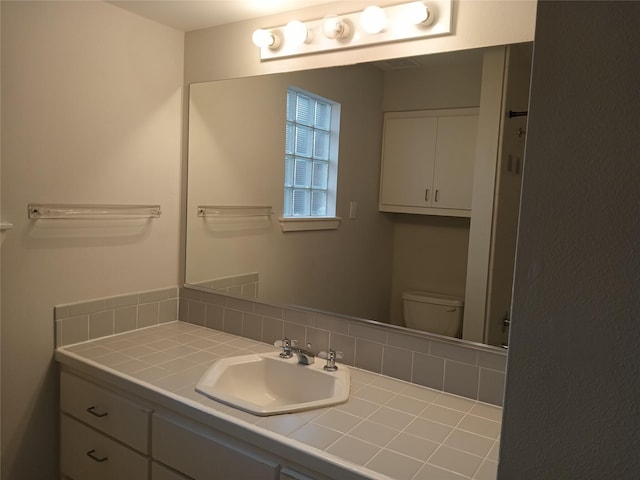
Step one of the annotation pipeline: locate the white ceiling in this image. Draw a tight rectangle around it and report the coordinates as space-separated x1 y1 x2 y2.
108 0 333 32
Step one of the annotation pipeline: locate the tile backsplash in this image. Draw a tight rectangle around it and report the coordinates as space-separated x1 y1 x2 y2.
178 287 507 406
190 272 259 299
54 285 506 406
55 287 178 347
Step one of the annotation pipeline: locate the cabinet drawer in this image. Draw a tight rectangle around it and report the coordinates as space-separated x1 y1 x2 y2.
60 414 149 480
60 371 151 453
152 414 279 480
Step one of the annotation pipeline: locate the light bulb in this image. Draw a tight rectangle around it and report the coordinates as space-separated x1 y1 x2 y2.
360 6 388 34
284 20 312 46
251 29 280 49
404 2 434 26
322 15 351 40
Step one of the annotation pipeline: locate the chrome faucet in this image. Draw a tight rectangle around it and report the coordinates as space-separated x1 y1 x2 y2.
290 346 315 365
274 338 315 365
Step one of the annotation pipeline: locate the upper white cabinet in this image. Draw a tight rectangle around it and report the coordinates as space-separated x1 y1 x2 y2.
379 108 479 217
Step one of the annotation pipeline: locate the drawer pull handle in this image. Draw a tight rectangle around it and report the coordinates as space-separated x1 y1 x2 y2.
86 449 108 463
86 406 108 418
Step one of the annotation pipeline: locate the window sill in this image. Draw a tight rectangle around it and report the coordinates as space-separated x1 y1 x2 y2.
279 216 341 232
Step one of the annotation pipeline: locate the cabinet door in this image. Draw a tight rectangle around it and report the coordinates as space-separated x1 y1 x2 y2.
152 462 193 480
152 414 279 480
60 414 149 480
433 112 479 210
379 114 438 208
280 468 318 480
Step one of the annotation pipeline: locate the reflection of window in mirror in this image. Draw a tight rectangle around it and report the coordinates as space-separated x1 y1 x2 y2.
284 87 341 217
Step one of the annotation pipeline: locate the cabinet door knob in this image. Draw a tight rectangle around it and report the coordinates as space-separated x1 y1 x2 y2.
86 449 108 463
435 189 440 202
425 189 430 202
86 406 108 418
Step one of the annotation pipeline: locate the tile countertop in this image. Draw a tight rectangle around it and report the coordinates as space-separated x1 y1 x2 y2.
55 321 502 480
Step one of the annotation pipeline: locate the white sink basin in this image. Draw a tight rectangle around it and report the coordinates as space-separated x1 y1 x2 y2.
195 352 350 416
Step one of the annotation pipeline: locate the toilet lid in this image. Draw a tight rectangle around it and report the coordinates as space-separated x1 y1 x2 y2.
402 291 464 307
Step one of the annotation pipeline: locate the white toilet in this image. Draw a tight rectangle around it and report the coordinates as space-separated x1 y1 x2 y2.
402 291 465 338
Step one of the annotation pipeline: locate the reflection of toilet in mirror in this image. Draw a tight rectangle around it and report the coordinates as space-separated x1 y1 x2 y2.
402 291 465 338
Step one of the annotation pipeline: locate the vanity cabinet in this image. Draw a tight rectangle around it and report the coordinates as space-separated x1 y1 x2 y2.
59 368 354 480
379 108 479 217
152 413 279 480
59 371 152 479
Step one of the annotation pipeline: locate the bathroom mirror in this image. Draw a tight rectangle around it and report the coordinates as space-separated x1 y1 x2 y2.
185 44 531 348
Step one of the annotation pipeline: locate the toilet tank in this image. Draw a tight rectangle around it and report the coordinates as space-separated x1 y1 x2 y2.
402 291 465 337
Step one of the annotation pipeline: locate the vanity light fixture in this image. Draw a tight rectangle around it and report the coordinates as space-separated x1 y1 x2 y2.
251 28 281 49
321 15 351 40
254 0 452 60
403 1 435 26
360 6 388 34
284 20 313 46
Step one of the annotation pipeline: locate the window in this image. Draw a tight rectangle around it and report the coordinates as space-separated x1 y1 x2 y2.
283 87 340 219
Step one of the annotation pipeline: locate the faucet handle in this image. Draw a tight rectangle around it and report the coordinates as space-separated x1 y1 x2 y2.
274 338 297 358
274 338 298 348
318 349 343 371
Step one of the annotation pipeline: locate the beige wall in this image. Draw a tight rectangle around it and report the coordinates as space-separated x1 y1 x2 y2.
0 2 184 477
501 2 640 476
382 58 483 112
